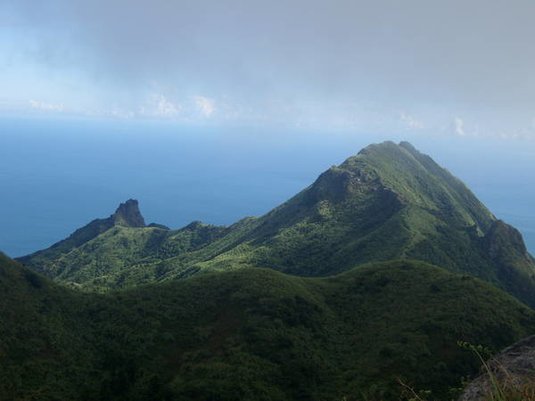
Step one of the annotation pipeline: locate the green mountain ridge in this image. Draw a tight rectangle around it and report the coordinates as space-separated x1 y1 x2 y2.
3 252 535 401
18 141 535 307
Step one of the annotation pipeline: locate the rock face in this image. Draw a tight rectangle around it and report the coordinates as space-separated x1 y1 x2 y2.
458 335 535 401
112 199 146 227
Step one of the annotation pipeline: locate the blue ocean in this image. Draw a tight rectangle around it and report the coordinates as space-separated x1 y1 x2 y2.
1 117 534 257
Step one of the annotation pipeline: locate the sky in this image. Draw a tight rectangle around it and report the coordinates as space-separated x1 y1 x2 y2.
2 0 535 140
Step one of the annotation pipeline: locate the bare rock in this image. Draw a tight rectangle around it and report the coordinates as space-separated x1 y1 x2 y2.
458 335 535 401
112 199 146 227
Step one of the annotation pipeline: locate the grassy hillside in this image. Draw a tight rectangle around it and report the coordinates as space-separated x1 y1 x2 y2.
2 253 535 401
18 142 535 307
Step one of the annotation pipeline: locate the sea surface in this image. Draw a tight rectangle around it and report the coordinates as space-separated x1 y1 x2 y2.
1 116 534 257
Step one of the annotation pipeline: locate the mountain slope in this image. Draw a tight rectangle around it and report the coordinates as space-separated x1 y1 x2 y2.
244 141 498 275
18 142 535 306
3 252 535 401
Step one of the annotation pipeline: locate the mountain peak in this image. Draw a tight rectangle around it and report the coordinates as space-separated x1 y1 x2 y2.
112 199 146 227
356 140 403 155
398 140 417 151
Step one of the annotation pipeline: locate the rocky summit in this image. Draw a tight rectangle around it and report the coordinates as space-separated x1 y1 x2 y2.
112 199 146 227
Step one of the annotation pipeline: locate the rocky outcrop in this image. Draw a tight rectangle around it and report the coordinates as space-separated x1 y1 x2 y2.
484 220 530 261
458 335 535 401
112 199 146 227
16 199 147 274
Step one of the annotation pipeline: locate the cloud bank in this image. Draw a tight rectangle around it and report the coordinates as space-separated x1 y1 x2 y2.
2 0 535 138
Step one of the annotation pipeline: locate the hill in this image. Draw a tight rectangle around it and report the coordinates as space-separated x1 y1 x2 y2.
3 252 535 400
18 142 535 307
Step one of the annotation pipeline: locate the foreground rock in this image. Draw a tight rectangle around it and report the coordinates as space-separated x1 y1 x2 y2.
459 335 535 401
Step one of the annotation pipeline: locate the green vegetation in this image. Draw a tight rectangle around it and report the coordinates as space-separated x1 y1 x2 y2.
18 142 535 309
2 252 535 401
8 141 535 398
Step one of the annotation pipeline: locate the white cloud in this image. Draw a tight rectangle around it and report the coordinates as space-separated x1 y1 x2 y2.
140 94 181 118
109 107 135 119
400 112 424 130
154 94 181 117
29 99 64 112
194 96 215 118
454 117 466 136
